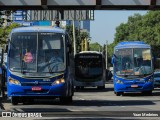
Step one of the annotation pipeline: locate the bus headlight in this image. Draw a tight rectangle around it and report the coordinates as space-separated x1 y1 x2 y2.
8 77 21 85
146 78 154 82
116 79 124 84
52 78 65 85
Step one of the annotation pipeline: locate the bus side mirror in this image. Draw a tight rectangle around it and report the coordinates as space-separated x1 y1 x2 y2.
111 54 115 64
68 44 72 53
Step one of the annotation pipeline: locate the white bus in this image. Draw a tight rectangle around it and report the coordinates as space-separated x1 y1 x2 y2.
74 51 106 89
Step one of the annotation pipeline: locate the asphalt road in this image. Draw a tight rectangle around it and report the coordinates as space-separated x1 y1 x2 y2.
0 83 160 119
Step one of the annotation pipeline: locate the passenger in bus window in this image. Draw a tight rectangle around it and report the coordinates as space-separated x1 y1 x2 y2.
49 50 63 64
122 57 132 70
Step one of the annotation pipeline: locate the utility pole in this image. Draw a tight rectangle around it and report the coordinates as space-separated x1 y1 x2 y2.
73 20 76 56
78 19 80 53
99 45 101 52
84 38 88 51
106 40 108 69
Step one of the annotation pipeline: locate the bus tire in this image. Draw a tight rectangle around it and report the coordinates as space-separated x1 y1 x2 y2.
22 98 33 105
11 97 18 105
97 85 105 90
60 96 73 104
80 86 84 90
75 86 80 90
142 91 152 96
115 92 122 96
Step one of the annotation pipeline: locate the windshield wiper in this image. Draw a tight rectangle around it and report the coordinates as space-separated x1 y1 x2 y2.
9 41 25 74
20 50 26 74
45 56 53 73
138 66 146 77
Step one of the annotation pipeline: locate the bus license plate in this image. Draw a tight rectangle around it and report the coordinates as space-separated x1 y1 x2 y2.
131 85 138 88
32 86 42 91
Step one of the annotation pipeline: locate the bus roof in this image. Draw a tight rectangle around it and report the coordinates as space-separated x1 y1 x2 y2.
115 41 150 49
79 51 102 54
10 26 65 34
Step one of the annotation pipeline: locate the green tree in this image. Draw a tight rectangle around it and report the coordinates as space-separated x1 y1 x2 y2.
66 25 89 53
0 23 20 47
111 11 160 58
89 42 101 51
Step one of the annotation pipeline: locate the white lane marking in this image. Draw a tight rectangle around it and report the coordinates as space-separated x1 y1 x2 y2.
75 96 85 100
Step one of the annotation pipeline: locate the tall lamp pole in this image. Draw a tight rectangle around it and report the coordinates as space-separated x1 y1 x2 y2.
106 40 108 69
73 20 76 56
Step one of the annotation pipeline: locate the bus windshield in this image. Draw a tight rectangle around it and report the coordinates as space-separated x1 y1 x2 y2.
75 54 103 79
115 48 153 76
9 32 65 73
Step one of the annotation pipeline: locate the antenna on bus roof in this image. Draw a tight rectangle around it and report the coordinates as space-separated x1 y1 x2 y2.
55 21 60 27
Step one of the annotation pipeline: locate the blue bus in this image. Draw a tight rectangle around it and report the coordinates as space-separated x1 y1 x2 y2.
1 26 74 105
74 51 106 89
112 41 154 96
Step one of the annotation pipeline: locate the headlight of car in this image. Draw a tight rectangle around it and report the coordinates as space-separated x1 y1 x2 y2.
52 78 65 85
146 78 154 82
116 79 124 84
8 77 21 85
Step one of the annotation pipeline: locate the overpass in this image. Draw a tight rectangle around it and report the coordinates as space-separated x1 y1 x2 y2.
1 0 160 21
0 0 160 10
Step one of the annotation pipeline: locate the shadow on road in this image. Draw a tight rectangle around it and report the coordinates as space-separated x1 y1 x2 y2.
75 87 114 92
72 99 155 106
3 99 156 106
1 97 156 107
75 88 160 96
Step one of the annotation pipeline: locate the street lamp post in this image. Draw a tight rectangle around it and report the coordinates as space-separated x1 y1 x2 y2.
106 40 108 69
72 20 76 56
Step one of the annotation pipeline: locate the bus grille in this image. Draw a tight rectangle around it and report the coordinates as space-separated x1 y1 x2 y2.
21 82 52 86
25 89 49 94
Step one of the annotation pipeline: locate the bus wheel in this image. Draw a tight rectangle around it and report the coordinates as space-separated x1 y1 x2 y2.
97 85 105 90
75 86 80 90
11 97 18 105
23 98 34 105
80 86 84 90
115 92 122 96
60 96 73 104
142 91 152 96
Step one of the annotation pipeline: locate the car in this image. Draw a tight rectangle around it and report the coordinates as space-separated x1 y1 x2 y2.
154 71 160 88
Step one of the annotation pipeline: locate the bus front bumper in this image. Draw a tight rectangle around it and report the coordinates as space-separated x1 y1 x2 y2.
114 82 154 92
7 83 67 97
74 80 104 87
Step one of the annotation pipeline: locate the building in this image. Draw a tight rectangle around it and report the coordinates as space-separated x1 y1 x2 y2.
66 20 90 34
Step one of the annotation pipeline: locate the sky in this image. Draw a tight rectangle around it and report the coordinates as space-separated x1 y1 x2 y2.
90 10 147 45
